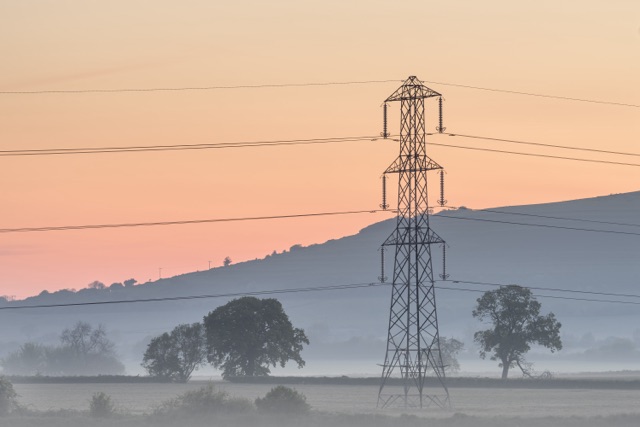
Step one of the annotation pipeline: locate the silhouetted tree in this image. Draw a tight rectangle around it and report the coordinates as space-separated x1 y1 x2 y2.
223 256 232 267
88 281 106 290
1 322 124 376
123 278 137 288
61 322 114 356
1 343 47 375
204 297 309 378
473 285 562 379
142 323 207 382
53 322 124 375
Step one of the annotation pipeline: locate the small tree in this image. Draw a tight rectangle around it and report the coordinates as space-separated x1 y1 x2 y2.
1 342 47 375
204 297 309 378
61 322 116 357
89 392 115 418
57 322 124 375
154 383 251 416
439 337 464 374
142 323 207 382
473 285 562 379
87 281 106 290
255 386 309 414
0 377 18 415
223 256 232 267
123 278 137 288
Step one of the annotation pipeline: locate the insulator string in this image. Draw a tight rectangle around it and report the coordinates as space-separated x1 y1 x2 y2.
436 97 445 133
381 103 390 138
438 169 447 207
439 244 450 280
378 247 387 283
380 174 389 210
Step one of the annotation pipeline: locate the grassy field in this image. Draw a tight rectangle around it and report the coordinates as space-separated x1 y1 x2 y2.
5 410 640 427
5 379 640 426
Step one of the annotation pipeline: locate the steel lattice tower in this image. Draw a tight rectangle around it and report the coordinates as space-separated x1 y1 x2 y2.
378 76 450 409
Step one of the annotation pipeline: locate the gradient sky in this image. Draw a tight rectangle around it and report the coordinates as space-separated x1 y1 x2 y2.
1 0 639 298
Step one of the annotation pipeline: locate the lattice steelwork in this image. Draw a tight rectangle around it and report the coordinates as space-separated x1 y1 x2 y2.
378 76 450 409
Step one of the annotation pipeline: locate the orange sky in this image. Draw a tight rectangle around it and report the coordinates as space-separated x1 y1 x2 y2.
1 0 639 298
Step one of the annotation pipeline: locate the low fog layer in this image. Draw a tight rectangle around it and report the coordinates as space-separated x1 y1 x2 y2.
1 191 640 376
5 380 640 427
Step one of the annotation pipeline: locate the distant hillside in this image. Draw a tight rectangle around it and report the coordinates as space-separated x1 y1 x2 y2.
2 191 640 375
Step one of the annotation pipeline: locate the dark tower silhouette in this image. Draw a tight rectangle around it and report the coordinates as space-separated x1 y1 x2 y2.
377 76 450 409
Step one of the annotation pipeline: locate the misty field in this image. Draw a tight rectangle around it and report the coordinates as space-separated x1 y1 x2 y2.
11 380 640 420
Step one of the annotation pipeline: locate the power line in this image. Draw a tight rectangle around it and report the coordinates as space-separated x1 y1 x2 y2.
435 213 640 237
447 279 640 300
445 206 640 230
423 80 640 108
428 139 640 168
3 278 640 311
0 79 402 95
2 77 637 109
3 132 640 170
442 133 640 159
0 282 387 311
438 286 640 306
0 135 377 157
2 205 638 237
0 209 390 234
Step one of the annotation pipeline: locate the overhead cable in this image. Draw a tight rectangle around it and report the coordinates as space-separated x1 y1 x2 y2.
442 133 640 158
3 133 640 169
0 79 402 95
3 206 640 237
435 214 640 237
429 140 640 168
3 279 640 311
1 78 637 108
444 206 640 229
0 209 389 234
0 282 386 310
438 286 640 306
0 136 377 157
423 80 640 108
447 279 640 300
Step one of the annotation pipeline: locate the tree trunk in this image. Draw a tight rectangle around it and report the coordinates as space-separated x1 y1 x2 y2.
501 363 510 380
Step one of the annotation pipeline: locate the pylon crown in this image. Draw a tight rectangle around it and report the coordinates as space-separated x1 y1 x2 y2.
385 76 442 103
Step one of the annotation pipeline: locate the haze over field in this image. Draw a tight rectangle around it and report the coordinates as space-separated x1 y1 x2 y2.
1 0 639 297
2 191 639 376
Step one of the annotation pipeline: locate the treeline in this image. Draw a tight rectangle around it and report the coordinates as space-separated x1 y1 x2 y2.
0 278 138 306
6 375 166 384
1 322 124 376
225 375 640 390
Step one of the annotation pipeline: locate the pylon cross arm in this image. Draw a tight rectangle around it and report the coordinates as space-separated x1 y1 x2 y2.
382 228 445 247
384 156 443 174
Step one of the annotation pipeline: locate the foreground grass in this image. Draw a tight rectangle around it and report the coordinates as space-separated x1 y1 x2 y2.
4 382 640 427
5 411 640 427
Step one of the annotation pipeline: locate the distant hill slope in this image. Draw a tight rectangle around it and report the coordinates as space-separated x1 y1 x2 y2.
2 191 640 374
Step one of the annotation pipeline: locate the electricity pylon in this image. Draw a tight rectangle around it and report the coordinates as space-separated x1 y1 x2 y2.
377 76 450 409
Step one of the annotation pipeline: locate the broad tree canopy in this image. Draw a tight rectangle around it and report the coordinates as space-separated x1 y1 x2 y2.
473 285 562 379
203 297 309 378
142 322 207 382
